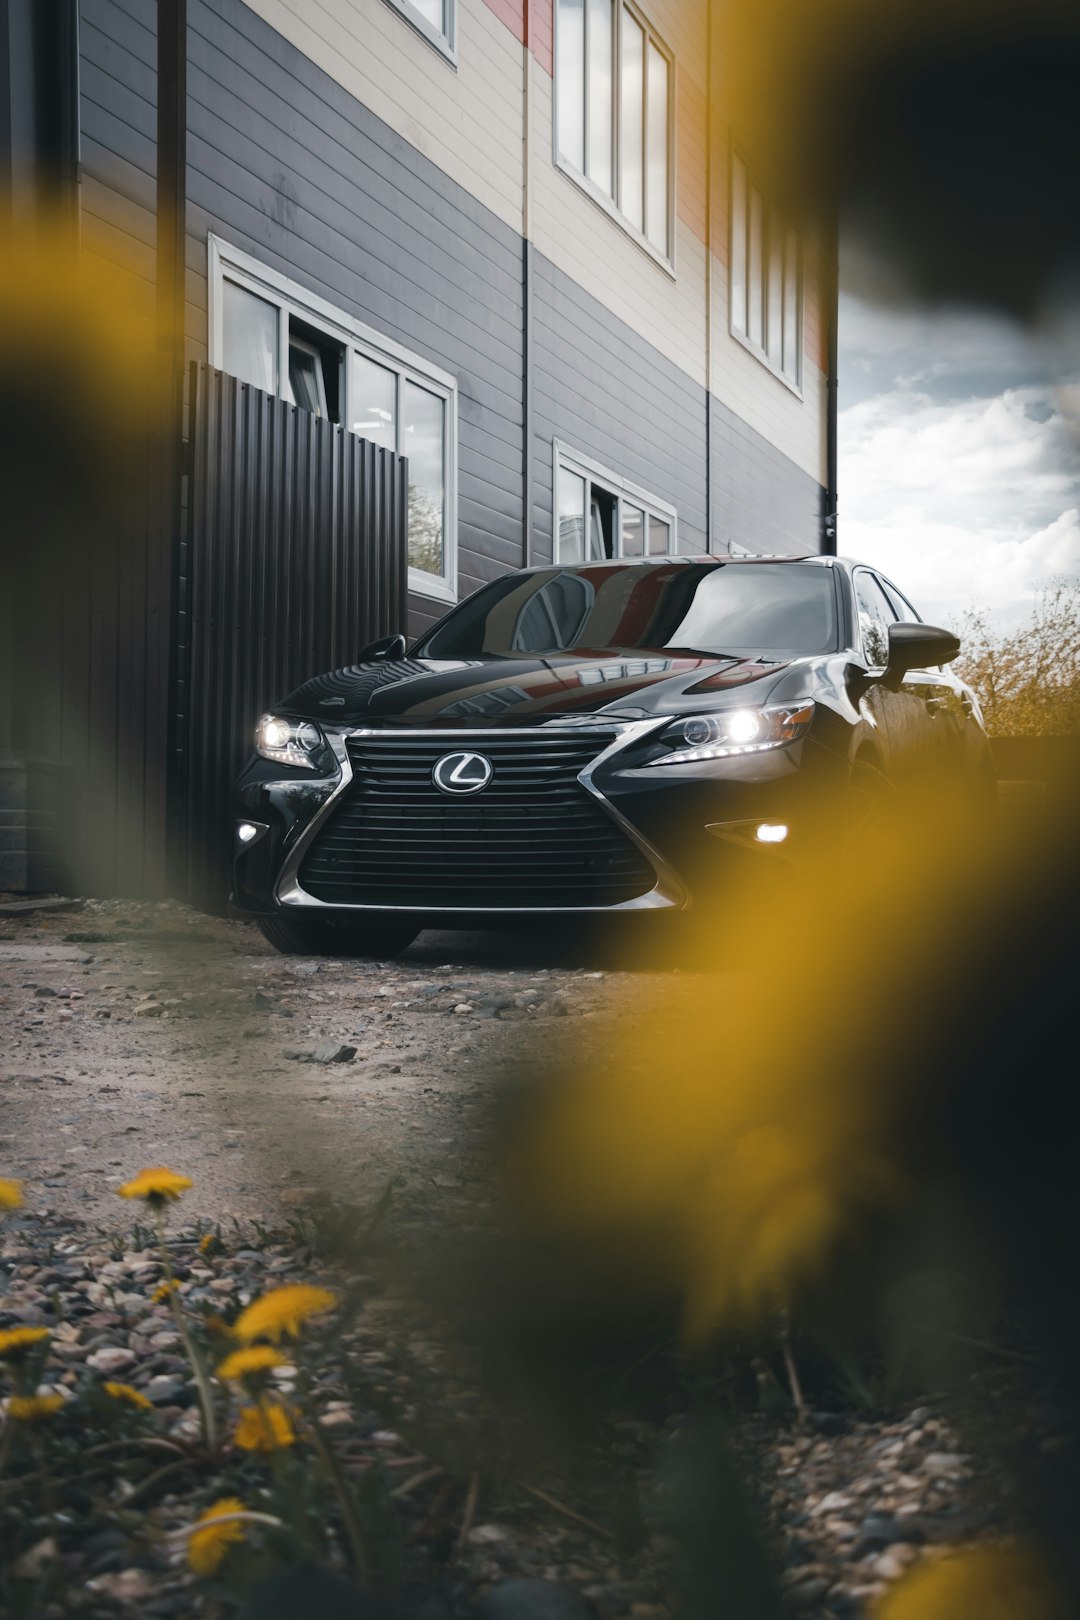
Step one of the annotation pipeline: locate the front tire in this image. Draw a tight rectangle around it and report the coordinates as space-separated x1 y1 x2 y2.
844 758 899 855
257 913 420 959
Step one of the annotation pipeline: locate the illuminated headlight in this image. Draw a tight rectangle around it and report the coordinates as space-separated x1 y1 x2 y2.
255 713 328 769
648 703 815 765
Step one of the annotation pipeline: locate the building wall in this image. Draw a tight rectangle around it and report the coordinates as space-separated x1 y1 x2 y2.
77 0 829 643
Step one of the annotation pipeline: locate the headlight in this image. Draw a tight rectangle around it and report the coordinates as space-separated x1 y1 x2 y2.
648 703 815 765
255 713 328 769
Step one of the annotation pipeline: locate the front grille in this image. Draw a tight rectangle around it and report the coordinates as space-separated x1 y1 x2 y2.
296 732 657 909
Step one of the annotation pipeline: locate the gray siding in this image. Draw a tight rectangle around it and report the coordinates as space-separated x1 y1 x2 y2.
709 395 826 557
531 253 709 561
77 0 824 646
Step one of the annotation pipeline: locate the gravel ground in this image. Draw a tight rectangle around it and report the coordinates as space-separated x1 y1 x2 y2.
0 898 648 1227
0 898 1050 1618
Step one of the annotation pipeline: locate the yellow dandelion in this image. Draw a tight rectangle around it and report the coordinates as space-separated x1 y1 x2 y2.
7 1393 65 1421
0 1178 24 1210
187 1497 247 1576
152 1278 180 1303
231 1284 338 1344
233 1401 296 1452
874 1543 1064 1620
103 1381 153 1411
0 1326 50 1358
118 1167 193 1204
198 1233 217 1254
216 1346 286 1384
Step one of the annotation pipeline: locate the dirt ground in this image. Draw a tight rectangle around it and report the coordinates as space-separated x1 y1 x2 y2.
0 901 672 1230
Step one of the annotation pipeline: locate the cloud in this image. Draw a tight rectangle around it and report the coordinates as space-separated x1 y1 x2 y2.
838 309 1080 632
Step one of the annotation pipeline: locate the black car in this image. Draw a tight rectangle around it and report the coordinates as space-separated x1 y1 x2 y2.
231 555 993 956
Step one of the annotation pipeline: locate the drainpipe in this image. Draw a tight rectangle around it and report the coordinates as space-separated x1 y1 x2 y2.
521 0 533 567
823 216 839 555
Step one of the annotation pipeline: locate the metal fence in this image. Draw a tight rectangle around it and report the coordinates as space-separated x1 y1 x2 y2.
173 364 408 907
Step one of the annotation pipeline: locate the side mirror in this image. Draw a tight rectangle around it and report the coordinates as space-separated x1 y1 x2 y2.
358 633 407 663
884 622 960 685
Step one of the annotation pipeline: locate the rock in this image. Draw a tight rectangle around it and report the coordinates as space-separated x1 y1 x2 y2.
12 1537 59 1579
924 1452 966 1477
86 1569 154 1604
852 1514 926 1558
312 1041 357 1064
782 1576 831 1609
87 1347 138 1376
468 1523 515 1547
133 1001 163 1018
481 1579 592 1620
814 1492 854 1516
142 1377 191 1408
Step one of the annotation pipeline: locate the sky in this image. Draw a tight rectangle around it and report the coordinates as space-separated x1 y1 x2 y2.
837 292 1080 633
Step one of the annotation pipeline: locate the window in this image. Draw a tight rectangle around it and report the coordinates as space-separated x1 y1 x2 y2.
382 0 455 62
209 236 458 603
853 570 897 669
730 153 802 390
553 444 676 563
556 0 674 264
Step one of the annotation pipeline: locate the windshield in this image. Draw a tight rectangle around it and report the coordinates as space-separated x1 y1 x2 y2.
413 562 839 659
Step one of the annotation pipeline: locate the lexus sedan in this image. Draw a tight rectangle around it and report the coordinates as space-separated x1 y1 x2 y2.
231 555 993 955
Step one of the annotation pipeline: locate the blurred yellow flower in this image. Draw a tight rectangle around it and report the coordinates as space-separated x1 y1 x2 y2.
0 1178 23 1210
103 1381 153 1411
233 1401 296 1452
7 1393 65 1421
232 1285 338 1344
187 1497 247 1575
152 1279 180 1303
198 1233 216 1254
0 1327 49 1358
873 1543 1063 1620
216 1346 286 1384
118 1168 193 1203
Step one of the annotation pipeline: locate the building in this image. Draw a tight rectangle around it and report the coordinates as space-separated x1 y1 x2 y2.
0 0 836 897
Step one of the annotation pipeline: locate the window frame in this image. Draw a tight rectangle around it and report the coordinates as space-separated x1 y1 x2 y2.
728 148 803 397
208 235 459 605
553 0 677 276
552 441 678 562
382 0 457 66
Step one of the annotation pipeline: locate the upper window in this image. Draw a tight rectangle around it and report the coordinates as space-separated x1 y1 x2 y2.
554 444 676 564
382 0 456 62
730 153 802 391
209 237 458 604
556 0 674 264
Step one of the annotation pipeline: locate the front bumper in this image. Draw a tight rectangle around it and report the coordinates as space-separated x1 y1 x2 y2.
230 722 842 919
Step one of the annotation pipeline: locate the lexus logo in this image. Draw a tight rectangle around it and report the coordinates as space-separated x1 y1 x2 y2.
432 751 493 795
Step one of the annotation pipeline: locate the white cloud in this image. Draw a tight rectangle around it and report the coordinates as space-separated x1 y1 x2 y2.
839 371 1080 631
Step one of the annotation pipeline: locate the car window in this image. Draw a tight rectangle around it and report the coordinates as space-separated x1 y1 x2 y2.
880 579 920 623
853 571 897 668
414 562 840 660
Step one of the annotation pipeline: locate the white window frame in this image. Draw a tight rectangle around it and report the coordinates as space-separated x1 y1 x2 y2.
208 235 459 605
553 441 677 561
728 149 803 397
553 0 677 276
382 0 457 66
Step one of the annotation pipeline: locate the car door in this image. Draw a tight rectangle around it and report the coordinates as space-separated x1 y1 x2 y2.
851 568 934 788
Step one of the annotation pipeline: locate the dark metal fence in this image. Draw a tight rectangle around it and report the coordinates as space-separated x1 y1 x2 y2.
173 364 408 907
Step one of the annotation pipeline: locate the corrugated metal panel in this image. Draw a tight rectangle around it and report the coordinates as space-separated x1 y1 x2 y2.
178 363 407 907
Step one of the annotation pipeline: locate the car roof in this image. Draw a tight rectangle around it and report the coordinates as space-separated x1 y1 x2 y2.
512 553 843 574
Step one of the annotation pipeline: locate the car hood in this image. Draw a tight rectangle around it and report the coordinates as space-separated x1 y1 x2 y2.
279 651 793 726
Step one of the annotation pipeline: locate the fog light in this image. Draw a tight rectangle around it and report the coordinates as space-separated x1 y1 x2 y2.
237 821 259 844
755 822 789 844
